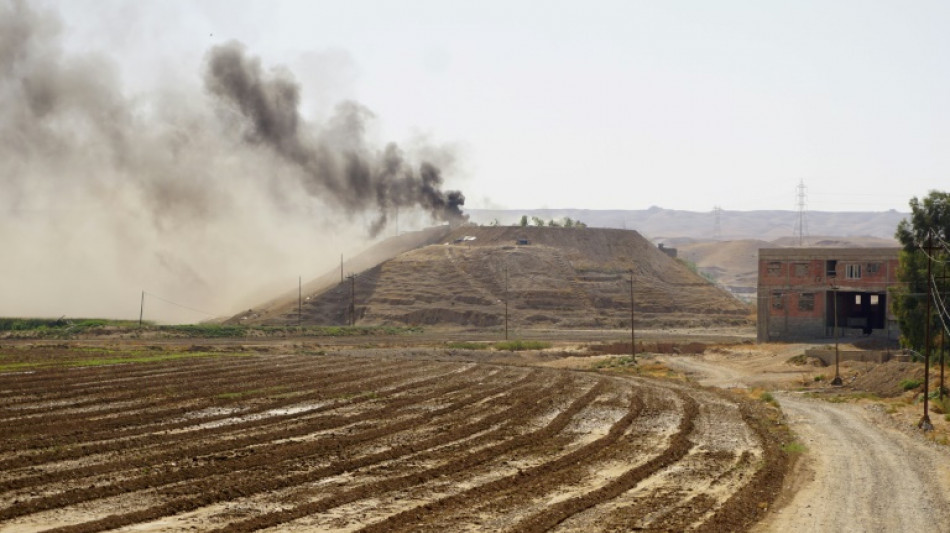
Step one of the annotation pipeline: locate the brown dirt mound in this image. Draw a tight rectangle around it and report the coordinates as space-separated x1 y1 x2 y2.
244 226 751 329
850 361 925 397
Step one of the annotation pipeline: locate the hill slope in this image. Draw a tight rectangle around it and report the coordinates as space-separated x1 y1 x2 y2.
234 226 749 329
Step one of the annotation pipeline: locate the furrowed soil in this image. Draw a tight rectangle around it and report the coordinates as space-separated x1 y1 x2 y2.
0 344 787 532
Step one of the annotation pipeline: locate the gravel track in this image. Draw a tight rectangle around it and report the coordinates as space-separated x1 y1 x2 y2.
760 394 950 533
659 353 950 533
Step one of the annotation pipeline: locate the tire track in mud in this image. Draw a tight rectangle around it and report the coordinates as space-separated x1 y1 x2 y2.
0 364 522 520
0 353 309 406
0 363 491 495
206 378 608 533
0 351 787 533
357 383 646 532
0 355 348 419
509 392 699 532
0 357 403 440
33 373 569 533
0 359 444 465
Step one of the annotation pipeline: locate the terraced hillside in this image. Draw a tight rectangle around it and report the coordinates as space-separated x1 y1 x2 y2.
236 226 749 329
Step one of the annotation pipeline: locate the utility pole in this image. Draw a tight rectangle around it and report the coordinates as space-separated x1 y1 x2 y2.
341 254 344 284
298 276 302 327
831 279 842 386
504 265 509 341
139 291 145 328
630 270 636 362
346 274 357 327
940 260 948 401
920 235 934 431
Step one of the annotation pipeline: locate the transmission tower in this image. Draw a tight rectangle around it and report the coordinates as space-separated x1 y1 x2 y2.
712 205 723 240
795 180 808 246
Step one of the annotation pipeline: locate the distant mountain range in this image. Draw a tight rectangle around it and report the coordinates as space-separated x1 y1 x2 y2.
465 207 907 242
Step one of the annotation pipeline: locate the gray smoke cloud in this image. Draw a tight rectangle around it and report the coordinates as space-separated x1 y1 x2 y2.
0 0 465 322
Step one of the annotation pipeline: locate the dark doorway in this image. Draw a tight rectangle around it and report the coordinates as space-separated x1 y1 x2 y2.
826 291 886 333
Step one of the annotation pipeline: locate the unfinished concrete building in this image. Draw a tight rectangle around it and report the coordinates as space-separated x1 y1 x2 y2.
757 248 901 342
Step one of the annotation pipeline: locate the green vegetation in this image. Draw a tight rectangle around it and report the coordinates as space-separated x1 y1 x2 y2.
759 391 778 406
0 318 422 340
0 349 243 372
814 374 825 382
0 317 146 332
781 441 807 454
678 259 717 283
493 340 552 351
519 216 585 228
892 190 950 352
900 378 923 391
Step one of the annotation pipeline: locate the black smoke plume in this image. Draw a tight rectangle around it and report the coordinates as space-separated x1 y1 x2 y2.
205 42 466 235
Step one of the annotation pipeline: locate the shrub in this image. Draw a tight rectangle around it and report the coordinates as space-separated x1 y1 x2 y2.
493 340 552 351
782 442 806 454
900 378 923 391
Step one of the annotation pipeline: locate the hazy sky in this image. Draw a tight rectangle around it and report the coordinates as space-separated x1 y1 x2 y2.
48 0 949 213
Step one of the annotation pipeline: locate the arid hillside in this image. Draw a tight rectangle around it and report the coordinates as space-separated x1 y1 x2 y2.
673 234 899 301
233 226 749 329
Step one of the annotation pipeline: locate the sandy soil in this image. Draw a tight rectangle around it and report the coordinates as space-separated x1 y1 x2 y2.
657 348 950 533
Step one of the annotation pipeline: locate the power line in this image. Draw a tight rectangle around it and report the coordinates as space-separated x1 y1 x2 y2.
795 179 808 246
142 291 218 318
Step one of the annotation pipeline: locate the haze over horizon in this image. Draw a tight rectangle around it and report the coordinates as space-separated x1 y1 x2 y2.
38 0 950 213
2 0 946 322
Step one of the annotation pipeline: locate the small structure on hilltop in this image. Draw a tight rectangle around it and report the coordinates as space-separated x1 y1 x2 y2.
757 247 901 342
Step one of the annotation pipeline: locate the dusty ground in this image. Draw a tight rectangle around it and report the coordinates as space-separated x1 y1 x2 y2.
0 342 786 532
654 344 950 533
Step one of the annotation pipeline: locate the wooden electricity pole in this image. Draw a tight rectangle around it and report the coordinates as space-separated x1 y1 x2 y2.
630 270 636 362
920 235 934 431
831 281 842 386
504 265 509 341
347 274 357 327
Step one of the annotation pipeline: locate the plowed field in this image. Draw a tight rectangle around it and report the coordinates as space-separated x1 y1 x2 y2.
0 347 786 532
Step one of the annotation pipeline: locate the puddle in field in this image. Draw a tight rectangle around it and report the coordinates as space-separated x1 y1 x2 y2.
170 402 330 433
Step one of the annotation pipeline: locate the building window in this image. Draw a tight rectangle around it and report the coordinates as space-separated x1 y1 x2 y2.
826 260 838 277
870 294 880 305
845 264 862 279
855 294 862 305
772 292 784 310
798 293 815 311
767 262 782 276
794 263 810 277
867 262 881 274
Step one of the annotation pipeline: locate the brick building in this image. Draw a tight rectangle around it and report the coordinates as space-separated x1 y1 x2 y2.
757 248 901 342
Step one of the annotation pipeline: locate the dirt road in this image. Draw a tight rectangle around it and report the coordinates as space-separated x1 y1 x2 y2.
660 354 950 533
